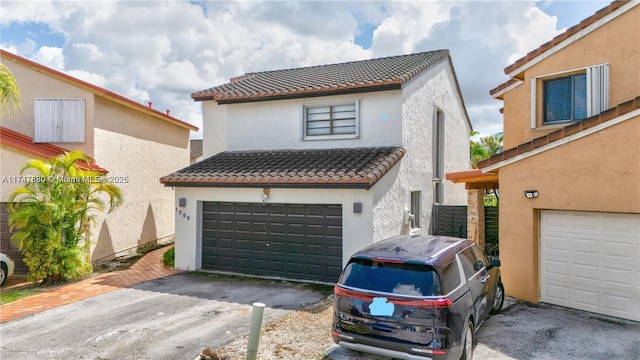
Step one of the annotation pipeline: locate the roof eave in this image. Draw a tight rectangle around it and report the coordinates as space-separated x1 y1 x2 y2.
479 98 640 172
1 50 198 132
160 181 374 189
192 83 402 104
504 1 637 79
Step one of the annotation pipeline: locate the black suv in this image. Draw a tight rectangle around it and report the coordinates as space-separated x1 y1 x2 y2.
332 235 504 360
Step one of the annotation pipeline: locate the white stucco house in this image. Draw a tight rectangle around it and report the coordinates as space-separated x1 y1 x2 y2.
0 49 198 274
161 50 471 282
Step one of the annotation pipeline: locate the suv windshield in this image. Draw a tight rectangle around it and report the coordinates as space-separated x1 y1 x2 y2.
338 258 441 296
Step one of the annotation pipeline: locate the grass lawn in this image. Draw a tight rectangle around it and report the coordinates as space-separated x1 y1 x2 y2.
0 287 41 304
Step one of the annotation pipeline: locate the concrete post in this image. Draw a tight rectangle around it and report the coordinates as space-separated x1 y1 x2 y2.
467 189 485 249
246 302 266 360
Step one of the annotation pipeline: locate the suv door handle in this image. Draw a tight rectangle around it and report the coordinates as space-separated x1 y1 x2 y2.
481 275 491 283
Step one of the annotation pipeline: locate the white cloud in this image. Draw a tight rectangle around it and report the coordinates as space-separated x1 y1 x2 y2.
66 70 106 88
0 0 573 138
32 46 64 70
506 6 563 64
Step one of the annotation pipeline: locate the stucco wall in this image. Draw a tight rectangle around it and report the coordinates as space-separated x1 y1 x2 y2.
0 149 38 202
0 57 96 156
173 186 374 271
499 116 640 302
372 59 470 240
201 91 403 156
89 98 190 260
501 4 640 149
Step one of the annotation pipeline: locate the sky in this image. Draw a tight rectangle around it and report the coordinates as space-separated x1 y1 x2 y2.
0 0 612 139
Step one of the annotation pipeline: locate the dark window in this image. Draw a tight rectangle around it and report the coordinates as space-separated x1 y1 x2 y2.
433 108 445 203
469 245 488 271
458 248 478 279
439 260 461 294
410 191 421 228
543 73 587 124
304 103 357 136
338 258 441 296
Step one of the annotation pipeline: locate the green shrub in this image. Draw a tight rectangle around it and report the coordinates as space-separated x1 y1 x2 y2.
9 150 122 284
162 247 175 267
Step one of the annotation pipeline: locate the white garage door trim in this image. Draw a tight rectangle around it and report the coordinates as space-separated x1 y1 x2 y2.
540 210 640 321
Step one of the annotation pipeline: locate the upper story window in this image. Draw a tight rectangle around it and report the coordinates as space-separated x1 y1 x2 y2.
543 73 587 124
303 101 359 139
433 108 445 204
34 98 86 143
531 63 609 129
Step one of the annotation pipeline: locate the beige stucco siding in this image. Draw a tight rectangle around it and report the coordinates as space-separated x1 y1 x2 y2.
499 116 640 302
501 5 640 149
0 149 40 202
91 127 189 260
1 58 96 156
89 98 189 260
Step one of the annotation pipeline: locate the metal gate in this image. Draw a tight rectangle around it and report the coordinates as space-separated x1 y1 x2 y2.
432 205 499 255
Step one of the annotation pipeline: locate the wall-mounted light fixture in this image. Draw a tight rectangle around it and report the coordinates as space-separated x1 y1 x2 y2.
178 198 187 207
261 188 271 202
524 190 538 199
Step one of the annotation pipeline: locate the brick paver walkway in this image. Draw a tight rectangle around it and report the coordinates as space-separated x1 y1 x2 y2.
0 246 180 323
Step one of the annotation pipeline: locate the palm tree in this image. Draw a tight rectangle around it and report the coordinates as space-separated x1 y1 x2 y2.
470 132 503 205
8 151 123 284
0 63 21 115
470 132 503 168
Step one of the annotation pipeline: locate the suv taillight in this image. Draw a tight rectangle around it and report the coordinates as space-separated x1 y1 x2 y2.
334 286 453 308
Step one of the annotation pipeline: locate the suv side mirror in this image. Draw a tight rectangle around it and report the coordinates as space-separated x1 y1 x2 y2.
487 256 501 270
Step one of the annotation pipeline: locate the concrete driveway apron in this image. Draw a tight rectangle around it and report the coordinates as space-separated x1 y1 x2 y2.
0 247 326 359
1 246 180 323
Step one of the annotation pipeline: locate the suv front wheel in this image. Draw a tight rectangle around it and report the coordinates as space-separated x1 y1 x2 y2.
490 281 505 315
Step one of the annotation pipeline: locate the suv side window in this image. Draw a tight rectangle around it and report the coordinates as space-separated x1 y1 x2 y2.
458 248 478 279
469 245 488 271
439 260 461 294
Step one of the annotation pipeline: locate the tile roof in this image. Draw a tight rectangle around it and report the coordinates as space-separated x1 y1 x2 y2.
0 126 108 173
0 50 198 132
477 96 640 169
160 146 406 189
192 50 450 103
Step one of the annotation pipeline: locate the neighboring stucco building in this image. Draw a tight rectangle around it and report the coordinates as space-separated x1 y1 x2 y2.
0 50 198 273
454 1 639 322
162 50 471 282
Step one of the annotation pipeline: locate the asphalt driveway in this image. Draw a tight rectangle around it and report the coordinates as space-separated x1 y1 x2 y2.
326 298 640 360
0 272 326 360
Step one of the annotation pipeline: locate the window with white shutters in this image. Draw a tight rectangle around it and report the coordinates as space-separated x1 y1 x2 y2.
34 98 85 143
530 63 609 128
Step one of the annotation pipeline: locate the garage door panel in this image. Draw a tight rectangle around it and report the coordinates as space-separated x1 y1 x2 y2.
573 263 599 282
604 238 637 261
202 202 343 282
573 288 599 307
541 210 640 322
543 258 570 277
543 234 570 251
603 267 633 287
603 292 634 314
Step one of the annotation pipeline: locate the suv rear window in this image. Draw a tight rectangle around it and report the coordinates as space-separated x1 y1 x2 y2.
338 258 441 296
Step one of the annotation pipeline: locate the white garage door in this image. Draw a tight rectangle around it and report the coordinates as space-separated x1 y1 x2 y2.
541 210 640 321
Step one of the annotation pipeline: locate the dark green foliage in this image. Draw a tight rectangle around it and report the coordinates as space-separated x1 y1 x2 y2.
162 247 175 267
8 150 122 284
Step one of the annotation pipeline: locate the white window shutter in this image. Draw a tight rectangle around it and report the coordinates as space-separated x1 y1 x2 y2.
587 63 609 117
530 77 537 128
34 99 85 143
